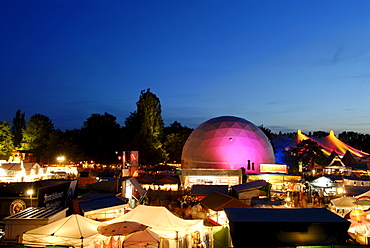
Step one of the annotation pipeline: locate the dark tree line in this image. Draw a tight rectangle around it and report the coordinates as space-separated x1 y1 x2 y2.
0 89 193 165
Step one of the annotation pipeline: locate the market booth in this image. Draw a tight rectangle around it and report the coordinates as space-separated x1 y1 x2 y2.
73 193 130 221
200 191 250 225
231 180 269 205
180 168 242 188
247 173 303 192
3 207 67 243
22 214 107 248
107 205 210 248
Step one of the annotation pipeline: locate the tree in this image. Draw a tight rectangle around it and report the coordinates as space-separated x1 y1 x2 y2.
163 121 193 163
12 109 26 148
21 113 55 162
258 125 275 141
0 121 15 160
289 139 328 168
338 131 370 153
80 112 122 164
310 131 329 138
43 129 83 164
124 89 167 165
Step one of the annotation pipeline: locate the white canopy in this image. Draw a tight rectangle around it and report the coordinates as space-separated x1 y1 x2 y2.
22 214 108 248
123 229 160 248
108 205 203 239
331 196 357 209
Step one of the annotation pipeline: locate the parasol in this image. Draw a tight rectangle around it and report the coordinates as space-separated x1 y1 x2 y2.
98 221 148 236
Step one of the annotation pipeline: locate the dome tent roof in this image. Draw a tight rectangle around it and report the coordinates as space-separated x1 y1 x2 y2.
181 116 275 173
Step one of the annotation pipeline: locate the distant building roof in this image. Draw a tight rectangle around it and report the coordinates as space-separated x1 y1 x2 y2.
190 185 229 196
200 191 250 211
4 207 67 220
231 180 267 192
79 195 127 213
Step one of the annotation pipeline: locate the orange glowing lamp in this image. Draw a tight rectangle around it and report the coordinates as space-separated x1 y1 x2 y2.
350 209 366 223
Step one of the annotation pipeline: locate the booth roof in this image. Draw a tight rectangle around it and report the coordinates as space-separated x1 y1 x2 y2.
108 205 203 238
4 207 67 220
190 185 229 196
200 192 250 211
79 195 128 213
231 180 267 192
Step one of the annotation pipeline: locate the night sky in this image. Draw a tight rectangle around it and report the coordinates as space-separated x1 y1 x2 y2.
2 1 370 134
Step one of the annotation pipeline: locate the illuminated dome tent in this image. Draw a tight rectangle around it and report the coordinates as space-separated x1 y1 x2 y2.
182 116 275 174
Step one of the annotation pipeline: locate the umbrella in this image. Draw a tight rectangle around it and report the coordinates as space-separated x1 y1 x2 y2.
98 221 148 236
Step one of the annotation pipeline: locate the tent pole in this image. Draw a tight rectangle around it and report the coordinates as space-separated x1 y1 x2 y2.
176 231 179 248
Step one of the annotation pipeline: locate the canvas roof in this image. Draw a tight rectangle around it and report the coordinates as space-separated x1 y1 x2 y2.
341 150 359 166
273 129 369 158
153 176 179 185
123 229 160 246
23 214 107 248
231 180 267 192
200 191 250 211
330 196 357 209
108 205 203 239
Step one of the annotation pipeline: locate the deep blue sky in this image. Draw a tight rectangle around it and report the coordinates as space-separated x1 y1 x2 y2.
2 1 370 134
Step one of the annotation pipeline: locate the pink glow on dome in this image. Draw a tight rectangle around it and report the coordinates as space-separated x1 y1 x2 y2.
181 116 275 173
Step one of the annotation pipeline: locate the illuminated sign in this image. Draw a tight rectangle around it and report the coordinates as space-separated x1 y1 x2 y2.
260 164 287 173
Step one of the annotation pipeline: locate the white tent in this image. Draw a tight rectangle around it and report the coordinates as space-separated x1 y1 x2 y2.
356 190 370 199
123 229 160 248
331 197 357 209
23 214 108 248
108 205 204 240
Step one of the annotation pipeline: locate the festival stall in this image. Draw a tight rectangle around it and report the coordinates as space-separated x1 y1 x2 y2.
107 205 209 248
231 180 269 205
329 196 362 217
200 191 250 225
3 207 67 243
22 214 108 248
122 229 160 248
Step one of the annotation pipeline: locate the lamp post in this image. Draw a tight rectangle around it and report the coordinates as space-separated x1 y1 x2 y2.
27 189 33 207
57 156 65 166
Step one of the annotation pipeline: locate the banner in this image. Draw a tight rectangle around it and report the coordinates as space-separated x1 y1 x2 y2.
38 181 75 208
260 164 288 174
130 151 139 166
